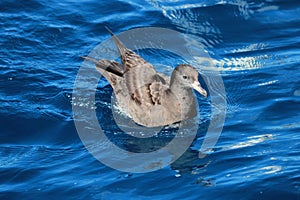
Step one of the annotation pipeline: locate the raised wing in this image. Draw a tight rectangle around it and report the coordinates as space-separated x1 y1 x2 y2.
106 27 163 104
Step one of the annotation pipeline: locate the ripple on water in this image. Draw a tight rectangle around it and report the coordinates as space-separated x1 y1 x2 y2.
1 0 300 199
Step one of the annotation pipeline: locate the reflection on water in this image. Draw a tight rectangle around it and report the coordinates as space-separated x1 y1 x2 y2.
222 134 273 150
147 0 223 47
146 0 300 74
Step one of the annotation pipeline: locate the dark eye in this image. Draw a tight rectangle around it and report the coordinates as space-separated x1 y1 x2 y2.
183 75 188 79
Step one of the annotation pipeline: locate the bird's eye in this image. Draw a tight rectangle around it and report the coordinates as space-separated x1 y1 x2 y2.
183 75 188 79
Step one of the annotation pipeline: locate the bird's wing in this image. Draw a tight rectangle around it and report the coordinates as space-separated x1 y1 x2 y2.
128 80 182 127
106 27 154 71
106 27 163 104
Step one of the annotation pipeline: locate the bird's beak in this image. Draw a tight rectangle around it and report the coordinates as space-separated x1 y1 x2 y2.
192 81 207 98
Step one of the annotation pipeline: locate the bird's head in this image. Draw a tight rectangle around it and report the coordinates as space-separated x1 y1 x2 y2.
172 64 207 98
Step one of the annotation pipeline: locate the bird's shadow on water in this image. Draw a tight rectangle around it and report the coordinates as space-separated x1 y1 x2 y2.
95 85 211 172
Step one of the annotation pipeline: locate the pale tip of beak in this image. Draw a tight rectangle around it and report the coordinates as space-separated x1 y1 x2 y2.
192 81 207 98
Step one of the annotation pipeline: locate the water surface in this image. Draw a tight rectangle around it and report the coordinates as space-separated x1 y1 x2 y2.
1 0 300 199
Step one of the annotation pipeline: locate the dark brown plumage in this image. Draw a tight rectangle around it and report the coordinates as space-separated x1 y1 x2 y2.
82 28 207 127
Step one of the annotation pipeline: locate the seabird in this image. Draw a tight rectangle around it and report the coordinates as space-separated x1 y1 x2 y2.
82 28 207 127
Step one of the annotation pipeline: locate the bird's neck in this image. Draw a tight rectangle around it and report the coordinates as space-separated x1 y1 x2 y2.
170 82 192 97
169 73 193 98
169 81 197 119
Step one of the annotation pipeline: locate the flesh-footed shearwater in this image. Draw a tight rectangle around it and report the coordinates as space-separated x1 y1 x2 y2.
82 28 207 127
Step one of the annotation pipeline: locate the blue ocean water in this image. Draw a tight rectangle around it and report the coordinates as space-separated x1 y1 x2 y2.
1 0 300 199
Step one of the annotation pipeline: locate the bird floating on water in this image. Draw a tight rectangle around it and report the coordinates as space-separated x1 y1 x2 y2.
82 28 207 127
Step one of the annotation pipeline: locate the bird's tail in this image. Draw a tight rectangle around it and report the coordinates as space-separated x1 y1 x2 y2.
81 56 123 77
